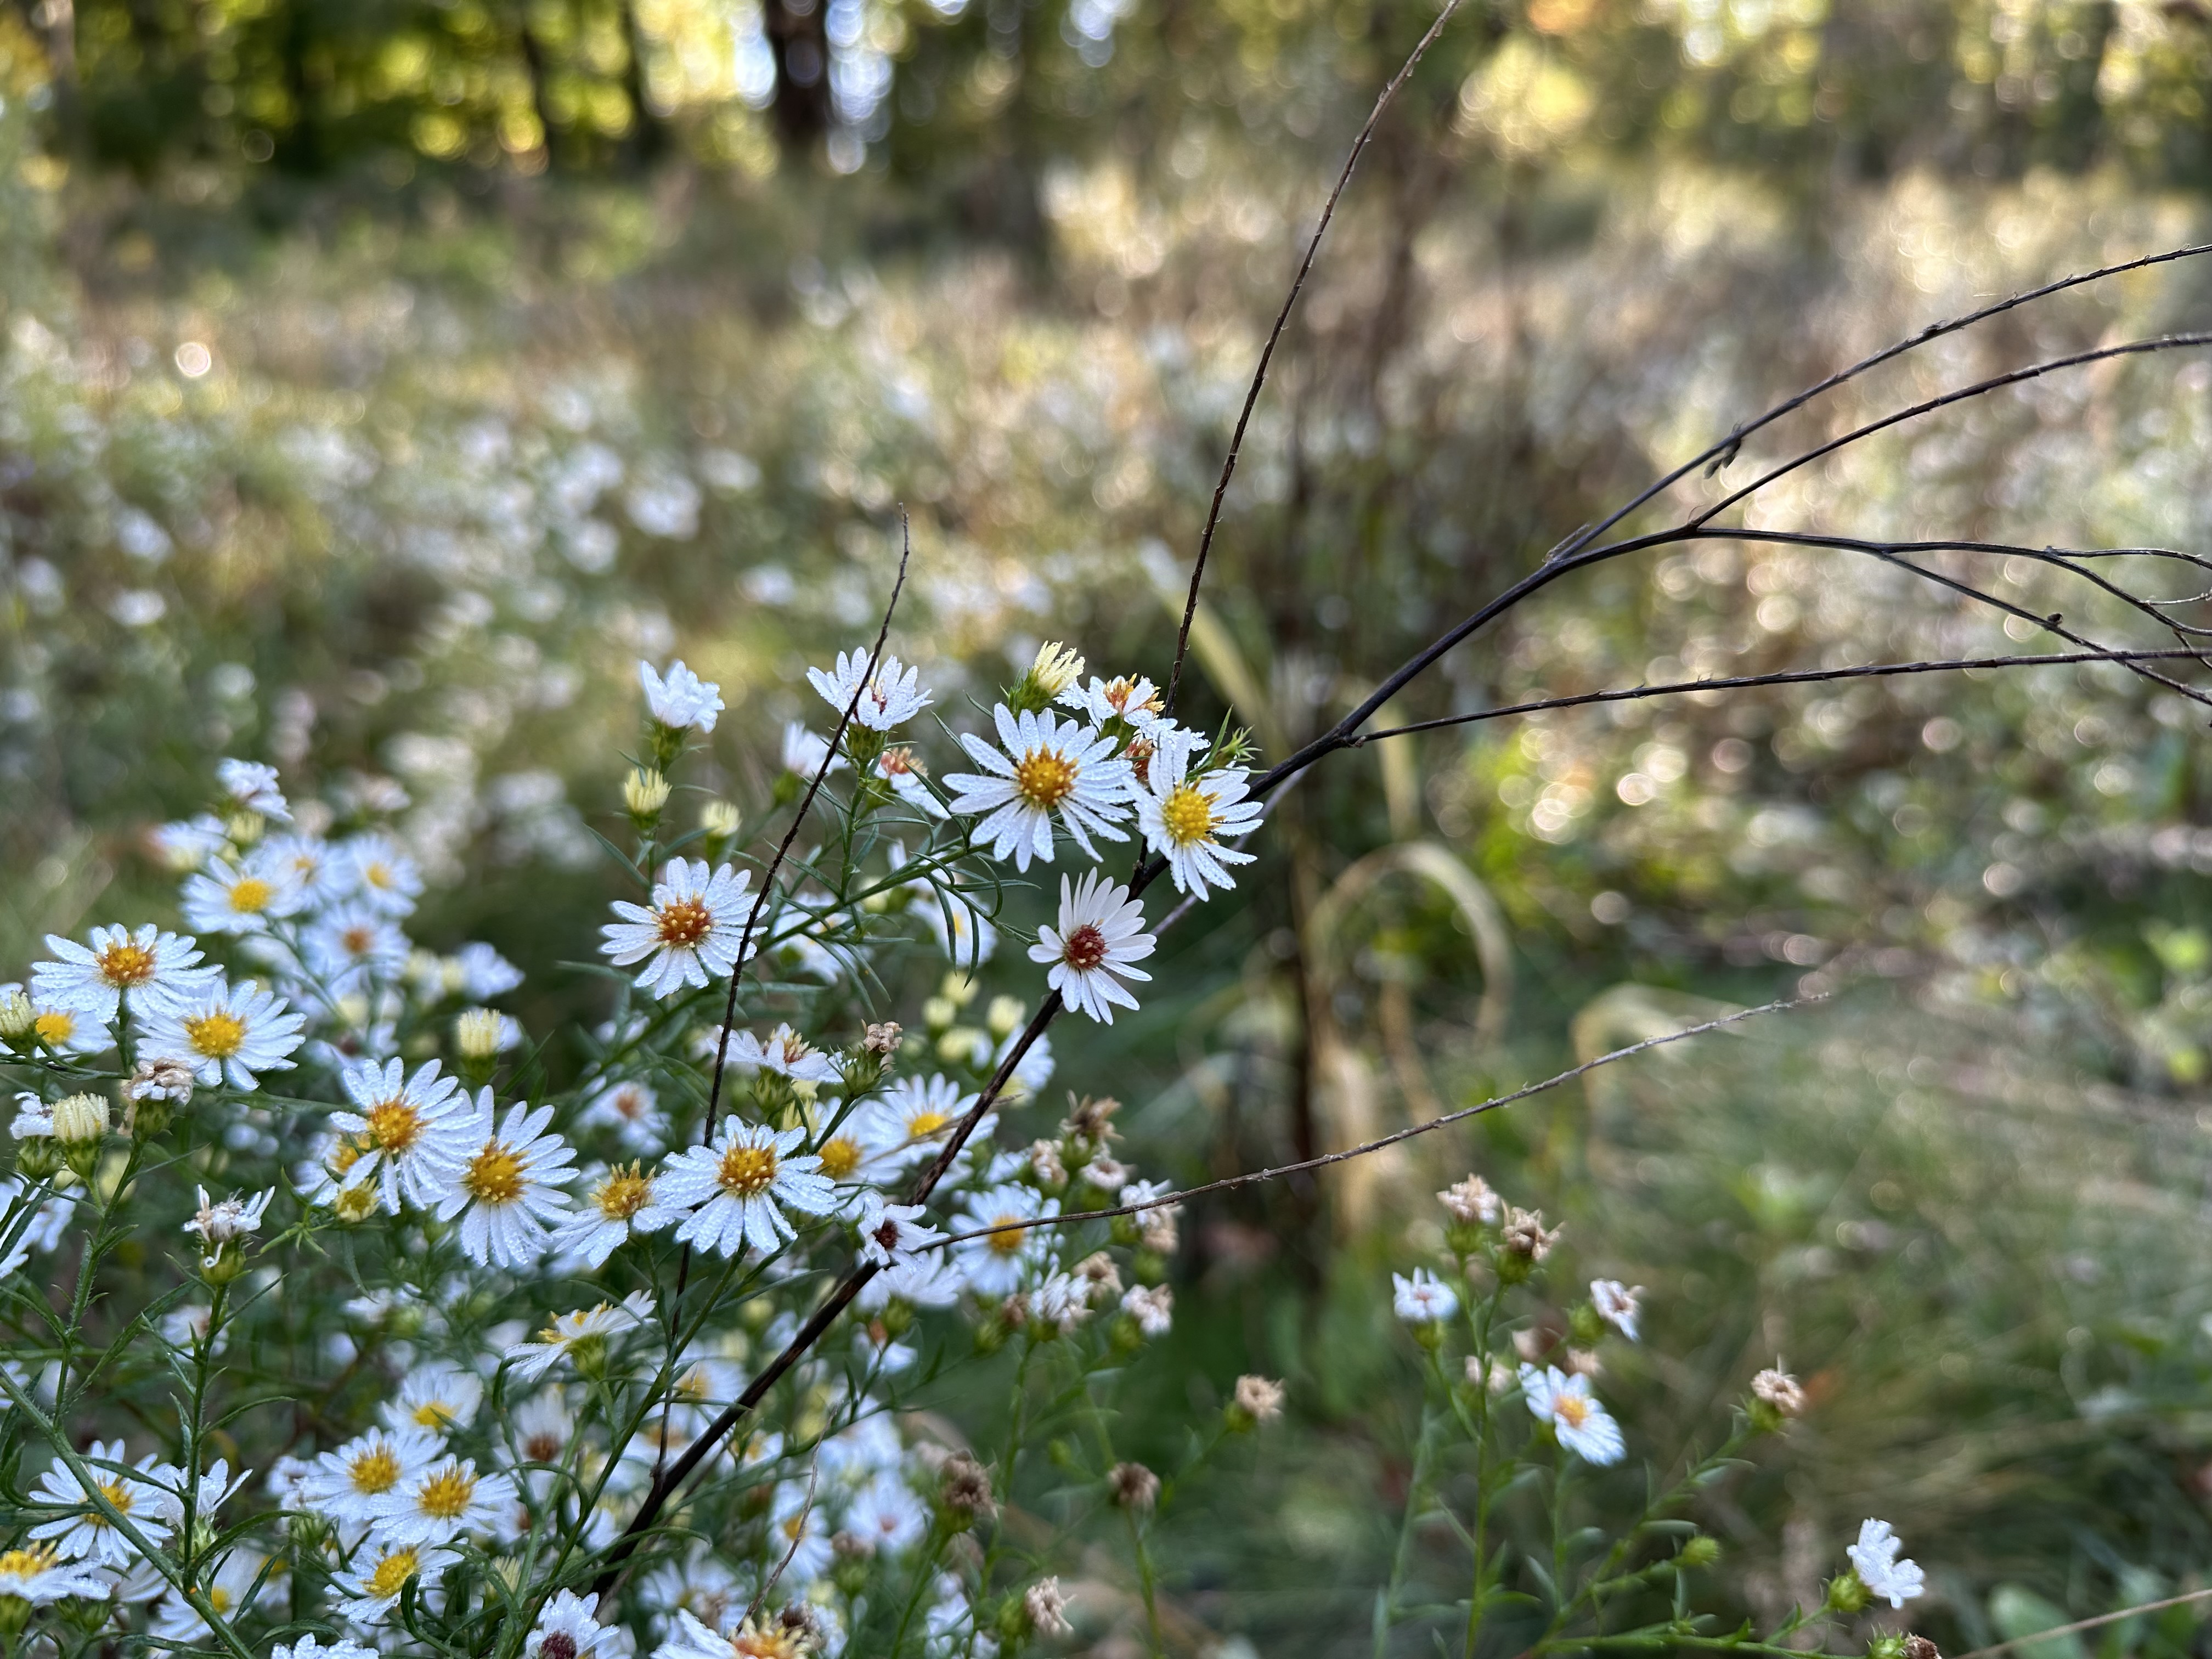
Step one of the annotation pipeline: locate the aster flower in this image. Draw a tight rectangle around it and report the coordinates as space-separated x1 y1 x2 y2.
1392 1268 1459 1324
426 1095 575 1269
504 1293 654 1383
660 1121 835 1257
1438 1174 1502 1226
150 815 232 872
300 1426 443 1526
873 746 945 816
453 941 524 999
1132 725 1263 899
1121 1283 1173 1337
217 758 291 822
951 1183 1058 1296
137 979 305 1091
727 1023 840 1085
0 1176 74 1276
640 659 724 733
1233 1374 1285 1424
150 1548 276 1641
915 887 996 967
1590 1279 1643 1342
1059 673 1164 730
581 1079 668 1153
1846 1519 1925 1608
27 1440 184 1566
944 706 1133 870
600 859 754 1000
342 832 425 918
183 1186 274 1263
330 1058 470 1214
849 1475 928 1553
303 906 413 993
855 1192 944 1272
552 1165 683 1268
273 1635 380 1659
853 1074 985 1173
1519 1364 1626 1465
1751 1363 1806 1420
0 1539 113 1603
808 647 933 731
34 924 218 1024
371 1454 516 1547
780 721 845 778
180 848 305 936
1029 870 1154 1024
0 982 110 1056
332 1539 456 1626
527 1589 630 1659
383 1362 483 1436
639 1550 744 1639
267 833 349 908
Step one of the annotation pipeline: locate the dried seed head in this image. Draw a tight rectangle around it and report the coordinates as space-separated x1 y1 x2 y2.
1108 1460 1159 1512
940 1451 996 1519
1232 1374 1284 1424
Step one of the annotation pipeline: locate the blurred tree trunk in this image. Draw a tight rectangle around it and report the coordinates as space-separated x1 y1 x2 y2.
764 0 832 153
17 0 83 157
617 0 669 167
516 5 560 168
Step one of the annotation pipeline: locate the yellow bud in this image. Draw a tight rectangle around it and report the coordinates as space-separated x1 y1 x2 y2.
50 1092 109 1147
700 798 742 838
1031 641 1086 697
939 973 979 1008
986 996 1024 1040
624 767 672 820
0 989 33 1042
454 1008 507 1060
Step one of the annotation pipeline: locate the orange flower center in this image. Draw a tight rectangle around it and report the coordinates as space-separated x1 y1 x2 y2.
365 1101 424 1153
656 898 713 949
464 1142 526 1205
594 1167 653 1221
1013 749 1077 808
1555 1393 1591 1429
96 941 156 987
716 1141 778 1197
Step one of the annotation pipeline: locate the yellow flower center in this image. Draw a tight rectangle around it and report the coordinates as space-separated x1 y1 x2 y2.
91 1478 133 1523
32 1010 75 1045
732 1629 805 1659
184 1011 248 1058
1013 748 1077 808
1555 1393 1591 1430
410 1401 455 1429
96 941 156 988
365 1101 424 1154
904 1110 950 1138
716 1141 778 1197
335 1185 379 1222
348 1445 402 1494
656 898 714 949
1159 783 1215 845
986 1213 1027 1256
207 1586 233 1613
415 1466 477 1520
228 877 274 913
594 1167 653 1221
365 1548 421 1598
464 1142 526 1205
364 863 394 890
0 1543 60 1578
673 1365 712 1402
816 1136 861 1180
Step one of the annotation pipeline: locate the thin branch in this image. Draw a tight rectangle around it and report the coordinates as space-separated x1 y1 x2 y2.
1551 240 2212 565
1950 1587 2212 1659
1350 647 2212 743
1163 0 1463 718
740 1458 819 1628
929 995 1816 1247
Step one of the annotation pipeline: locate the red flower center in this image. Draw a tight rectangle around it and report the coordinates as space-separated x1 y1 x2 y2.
1061 923 1108 971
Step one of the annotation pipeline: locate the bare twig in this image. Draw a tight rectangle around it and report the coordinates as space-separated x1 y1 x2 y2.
1163 0 1463 718
1950 1587 2212 1659
739 1458 819 1628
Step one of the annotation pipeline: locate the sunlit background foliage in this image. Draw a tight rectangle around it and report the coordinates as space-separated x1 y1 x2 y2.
8 0 2212 1646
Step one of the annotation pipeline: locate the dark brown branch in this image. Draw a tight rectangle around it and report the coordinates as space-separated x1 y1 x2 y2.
1163 0 1463 718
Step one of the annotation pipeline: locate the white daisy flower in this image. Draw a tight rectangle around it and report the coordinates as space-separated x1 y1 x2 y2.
1519 1364 1626 1465
150 815 231 872
600 860 754 1000
662 1349 746 1438
267 833 348 908
766 1481 834 1583
426 1095 575 1270
550 1165 683 1268
951 1183 1058 1297
1846 1519 1925 1608
1391 1268 1458 1324
342 832 425 919
659 1121 836 1258
301 1426 443 1526
332 1539 455 1626
273 1634 380 1659
330 1058 470 1214
303 906 413 994
944 706 1133 870
727 1023 842 1085
1058 673 1164 731
855 1193 944 1272
27 1440 184 1566
183 1186 274 1262
852 1074 986 1175
0 983 109 1055
999 1024 1056 1101
1121 1283 1173 1337
217 758 291 822
808 648 934 731
33 924 218 1024
873 746 945 816
639 1549 744 1638
180 848 305 936
849 1474 928 1553
506 1391 577 1476
0 1539 113 1603
382 1362 483 1435
1131 724 1263 899
581 1078 668 1153
640 659 724 733
656 1607 769 1659
137 979 305 1091
371 1454 516 1548
503 1293 655 1384
913 887 997 967
1590 1279 1643 1342
1029 870 1155 1024
150 1548 276 1642
861 1251 967 1310
780 721 845 778
526 1588 629 1659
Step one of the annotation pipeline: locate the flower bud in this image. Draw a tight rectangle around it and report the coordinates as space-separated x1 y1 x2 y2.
334 1183 380 1223
224 809 266 847
0 988 32 1045
986 996 1024 1040
14 1135 63 1181
1226 1374 1285 1430
624 767 672 829
1748 1363 1807 1432
51 1093 108 1147
699 797 742 859
939 972 979 1008
1678 1534 1721 1569
1825 1569 1872 1616
1866 1637 1909 1659
922 997 956 1033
